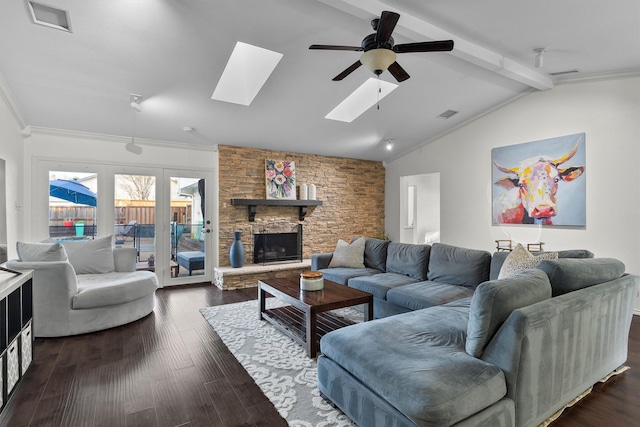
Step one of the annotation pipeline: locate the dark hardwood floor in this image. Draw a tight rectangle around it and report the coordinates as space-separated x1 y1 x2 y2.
1 283 638 427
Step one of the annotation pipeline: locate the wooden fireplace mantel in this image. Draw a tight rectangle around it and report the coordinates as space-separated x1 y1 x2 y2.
230 199 322 222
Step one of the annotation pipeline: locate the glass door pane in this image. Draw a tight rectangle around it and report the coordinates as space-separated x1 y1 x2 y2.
49 170 98 240
114 174 156 266
169 176 207 279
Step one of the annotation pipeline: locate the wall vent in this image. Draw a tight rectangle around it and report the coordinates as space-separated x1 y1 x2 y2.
27 1 72 32
436 110 459 119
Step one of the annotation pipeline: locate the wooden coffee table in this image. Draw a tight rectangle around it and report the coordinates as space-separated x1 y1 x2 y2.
258 276 373 357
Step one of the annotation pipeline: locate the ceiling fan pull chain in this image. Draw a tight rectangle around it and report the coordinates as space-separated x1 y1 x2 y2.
377 75 381 110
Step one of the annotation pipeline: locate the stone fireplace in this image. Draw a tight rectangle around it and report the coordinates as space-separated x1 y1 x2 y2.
252 223 302 264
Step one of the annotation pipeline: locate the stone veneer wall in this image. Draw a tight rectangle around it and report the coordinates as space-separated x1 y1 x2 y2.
218 145 385 267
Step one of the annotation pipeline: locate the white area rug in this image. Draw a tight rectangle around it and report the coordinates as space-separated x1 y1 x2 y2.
200 299 360 427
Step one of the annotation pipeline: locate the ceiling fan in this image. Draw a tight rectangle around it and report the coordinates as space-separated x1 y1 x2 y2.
309 11 454 82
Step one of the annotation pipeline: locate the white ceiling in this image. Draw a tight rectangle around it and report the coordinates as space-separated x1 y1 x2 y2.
1 0 638 161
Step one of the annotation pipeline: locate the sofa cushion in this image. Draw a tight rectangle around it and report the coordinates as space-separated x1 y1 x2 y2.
489 249 594 280
385 242 430 280
387 281 475 311
537 258 626 296
348 273 419 299
16 241 68 262
318 267 380 286
363 238 390 271
73 271 158 309
320 305 506 426
427 243 491 288
466 269 551 357
62 235 115 274
498 244 557 279
328 238 365 268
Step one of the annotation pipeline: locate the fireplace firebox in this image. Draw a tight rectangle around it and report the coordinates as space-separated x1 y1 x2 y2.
252 224 302 264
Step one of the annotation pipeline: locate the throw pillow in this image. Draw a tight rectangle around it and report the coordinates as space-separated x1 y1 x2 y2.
16 241 68 262
328 238 365 269
62 235 115 274
498 243 558 279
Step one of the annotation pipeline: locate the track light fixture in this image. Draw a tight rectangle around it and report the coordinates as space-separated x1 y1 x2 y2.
533 48 548 68
129 93 143 112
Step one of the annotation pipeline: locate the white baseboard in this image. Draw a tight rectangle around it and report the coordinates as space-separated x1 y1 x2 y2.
634 309 640 316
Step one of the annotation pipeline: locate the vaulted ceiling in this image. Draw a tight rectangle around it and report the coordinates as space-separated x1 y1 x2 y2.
1 0 638 161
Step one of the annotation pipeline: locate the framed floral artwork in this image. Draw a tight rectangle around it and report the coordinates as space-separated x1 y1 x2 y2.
265 160 296 200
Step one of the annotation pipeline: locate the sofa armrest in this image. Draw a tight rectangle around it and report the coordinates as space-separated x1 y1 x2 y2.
312 252 333 271
481 274 639 427
6 260 79 336
113 247 137 272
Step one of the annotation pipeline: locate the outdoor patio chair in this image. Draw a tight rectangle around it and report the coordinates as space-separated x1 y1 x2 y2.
115 220 137 244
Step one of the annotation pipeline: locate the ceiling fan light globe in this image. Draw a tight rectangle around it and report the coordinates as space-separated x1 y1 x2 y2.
360 48 397 74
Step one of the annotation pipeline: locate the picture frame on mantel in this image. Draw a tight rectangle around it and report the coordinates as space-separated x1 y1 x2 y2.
265 159 296 200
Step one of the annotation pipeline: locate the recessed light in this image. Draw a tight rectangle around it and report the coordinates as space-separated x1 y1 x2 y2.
325 78 398 123
27 1 71 32
436 109 459 119
211 42 283 106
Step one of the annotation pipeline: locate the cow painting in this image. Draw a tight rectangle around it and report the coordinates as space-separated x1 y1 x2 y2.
492 134 586 226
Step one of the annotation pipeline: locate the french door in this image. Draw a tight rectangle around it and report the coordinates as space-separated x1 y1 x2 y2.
110 166 214 287
36 160 214 288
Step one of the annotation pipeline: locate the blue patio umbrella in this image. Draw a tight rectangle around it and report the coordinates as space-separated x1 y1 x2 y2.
49 179 97 206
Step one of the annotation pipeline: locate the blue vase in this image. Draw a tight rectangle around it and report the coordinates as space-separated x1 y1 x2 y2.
229 230 245 268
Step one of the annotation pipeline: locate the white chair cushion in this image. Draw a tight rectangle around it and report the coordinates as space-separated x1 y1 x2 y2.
73 271 158 309
17 241 68 262
62 235 115 274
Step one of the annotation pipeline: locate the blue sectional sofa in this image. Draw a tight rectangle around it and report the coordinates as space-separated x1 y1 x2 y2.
313 241 492 318
312 239 639 426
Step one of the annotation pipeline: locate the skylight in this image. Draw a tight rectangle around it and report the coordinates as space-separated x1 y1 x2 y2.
27 1 71 32
325 78 398 123
211 42 283 106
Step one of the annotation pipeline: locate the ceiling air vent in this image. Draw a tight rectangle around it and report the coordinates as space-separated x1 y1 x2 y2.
436 109 459 120
27 1 72 32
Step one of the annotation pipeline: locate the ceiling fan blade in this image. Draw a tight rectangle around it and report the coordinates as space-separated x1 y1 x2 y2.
388 62 410 82
393 40 454 53
376 11 400 44
332 60 362 81
309 44 362 51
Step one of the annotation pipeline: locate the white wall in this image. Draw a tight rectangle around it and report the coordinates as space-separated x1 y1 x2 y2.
0 86 27 260
22 129 217 240
385 75 640 310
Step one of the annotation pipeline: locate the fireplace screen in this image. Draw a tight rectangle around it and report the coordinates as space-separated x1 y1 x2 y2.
253 224 302 264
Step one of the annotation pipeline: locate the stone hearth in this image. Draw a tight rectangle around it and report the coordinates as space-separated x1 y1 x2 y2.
214 259 312 290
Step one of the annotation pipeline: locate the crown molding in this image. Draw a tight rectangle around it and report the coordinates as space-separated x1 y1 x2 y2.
553 69 640 85
27 126 218 152
0 72 27 129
